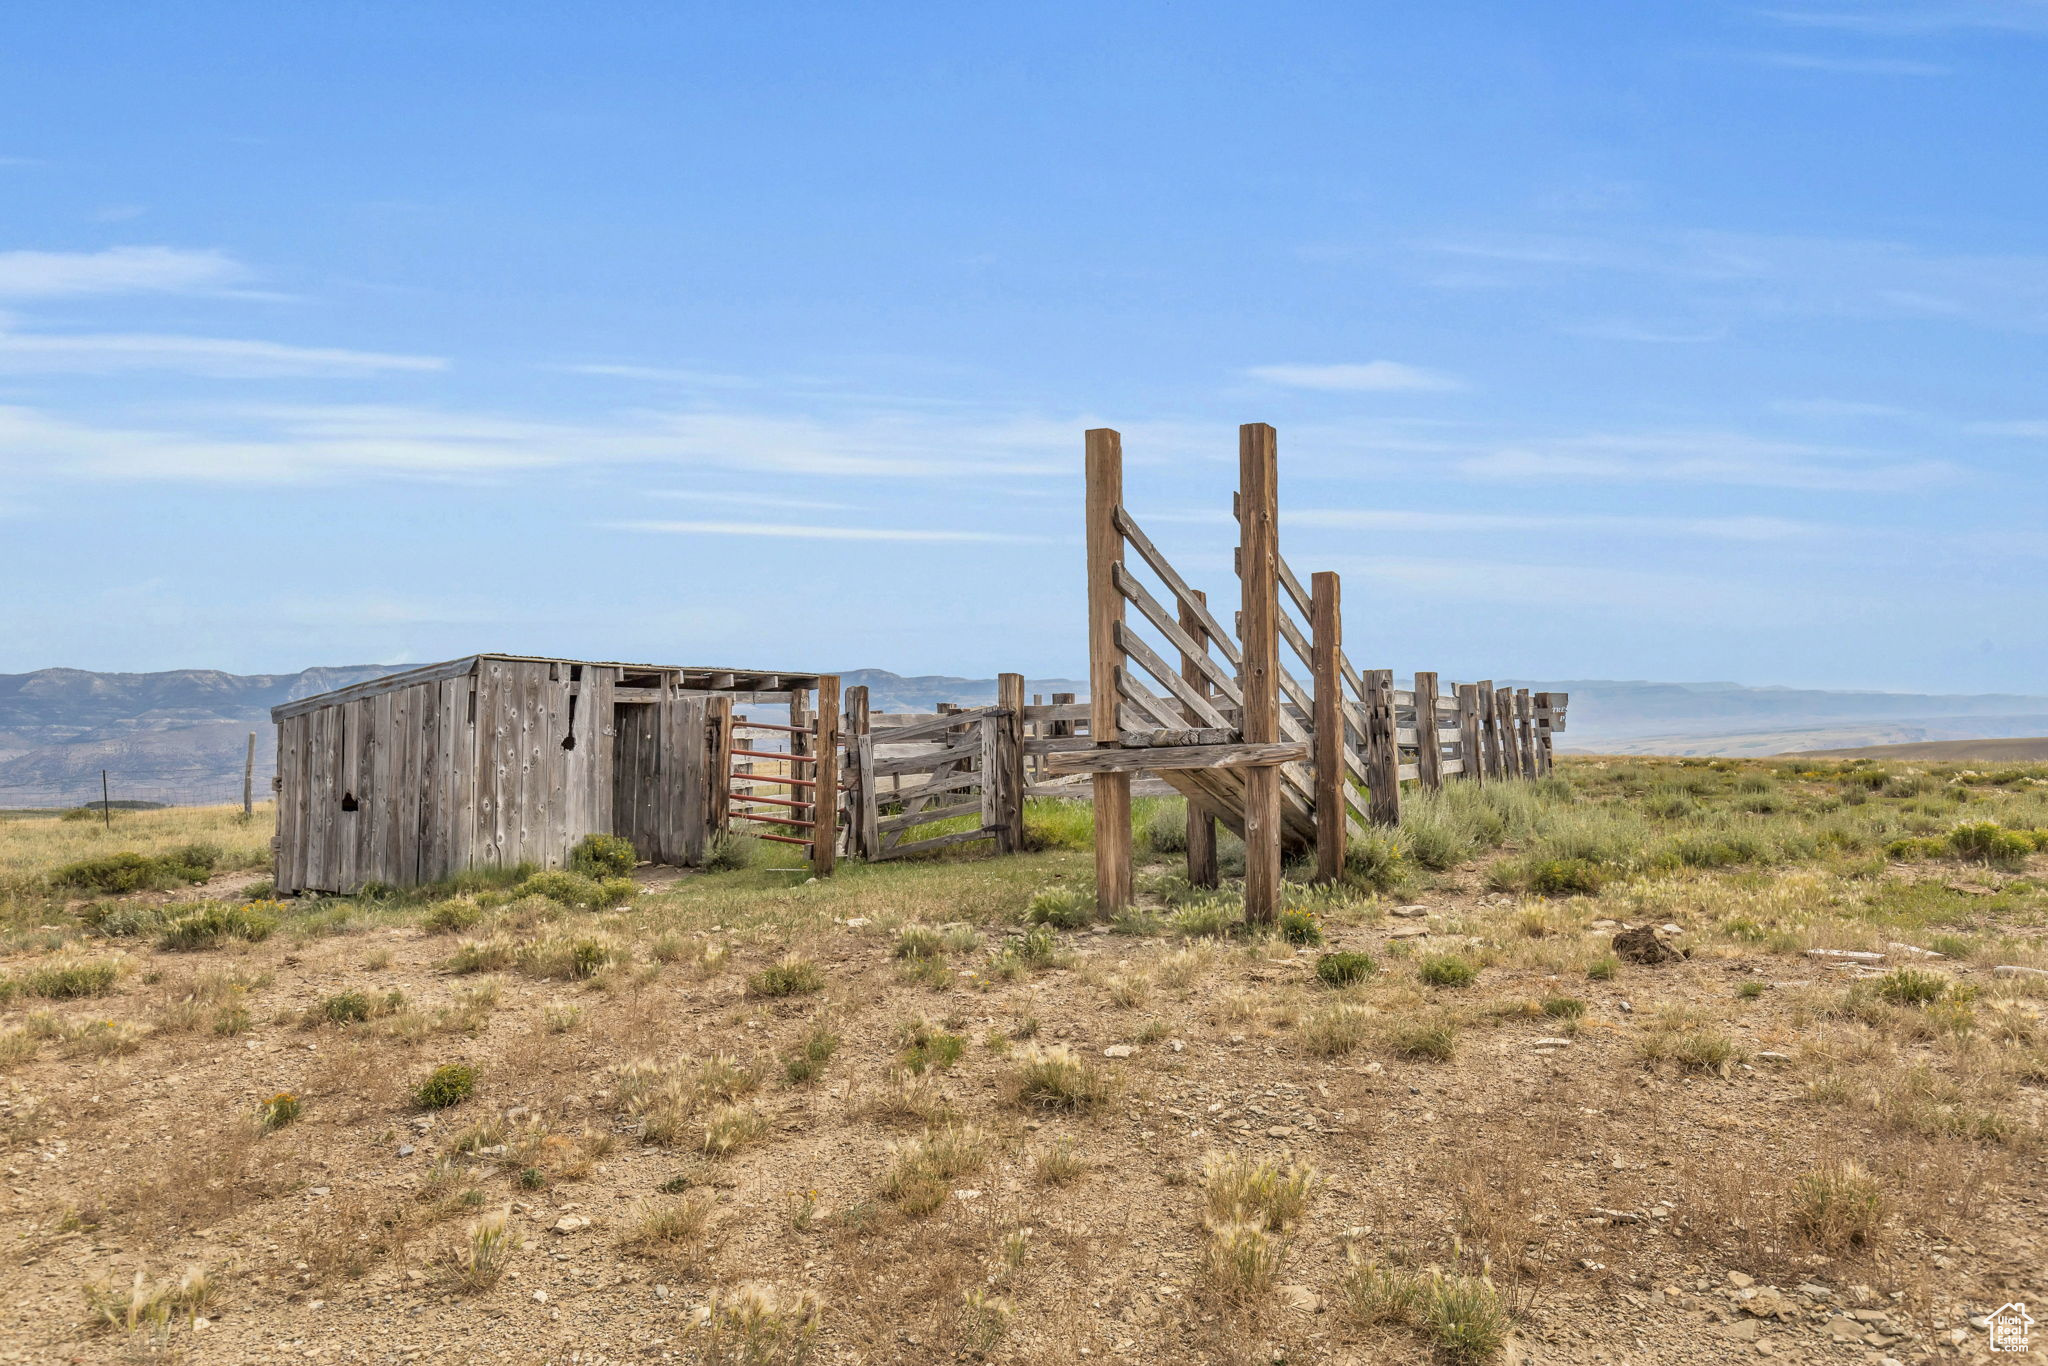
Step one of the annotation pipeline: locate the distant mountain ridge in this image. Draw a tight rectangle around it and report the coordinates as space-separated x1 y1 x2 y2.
0 664 409 806
5 664 2046 806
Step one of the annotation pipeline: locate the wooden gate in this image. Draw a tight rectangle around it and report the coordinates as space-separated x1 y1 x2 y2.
841 684 1025 862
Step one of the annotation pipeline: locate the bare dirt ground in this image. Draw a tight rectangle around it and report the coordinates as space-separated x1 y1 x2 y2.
1 762 2044 1365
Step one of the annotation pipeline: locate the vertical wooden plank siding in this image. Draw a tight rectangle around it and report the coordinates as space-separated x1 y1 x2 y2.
476 660 509 868
1364 668 1401 825
994 673 1025 855
707 694 732 840
1084 427 1133 915
811 676 841 876
1237 422 1283 925
389 685 417 886
1309 570 1346 883
274 716 302 892
1413 672 1443 790
447 673 478 880
673 696 708 865
1178 592 1219 888
1532 692 1554 775
413 680 440 885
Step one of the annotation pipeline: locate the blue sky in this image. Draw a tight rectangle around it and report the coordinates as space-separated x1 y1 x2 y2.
2 1 2045 691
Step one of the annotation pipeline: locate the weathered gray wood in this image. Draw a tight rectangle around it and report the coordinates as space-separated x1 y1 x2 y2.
271 655 481 721
886 825 1000 858
1456 683 1482 785
1044 741 1307 775
1111 619 1233 729
812 677 841 875
1124 725 1235 748
1413 672 1443 791
1110 563 1245 709
1178 588 1220 889
880 797 983 834
1363 668 1400 825
1311 570 1345 884
1476 680 1502 780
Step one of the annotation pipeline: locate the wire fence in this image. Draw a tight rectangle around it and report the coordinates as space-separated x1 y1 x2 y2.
0 773 268 812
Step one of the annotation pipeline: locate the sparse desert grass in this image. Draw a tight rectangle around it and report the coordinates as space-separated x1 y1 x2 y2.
444 1210 521 1292
748 956 824 998
1790 1159 1889 1251
883 1121 994 1214
621 1192 718 1268
2 769 2046 1360
689 1283 823 1366
1010 1045 1112 1111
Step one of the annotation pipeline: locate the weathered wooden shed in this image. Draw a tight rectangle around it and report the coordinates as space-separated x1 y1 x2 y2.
270 654 830 895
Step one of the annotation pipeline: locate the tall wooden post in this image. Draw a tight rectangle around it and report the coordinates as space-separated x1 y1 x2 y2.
1085 428 1133 916
1178 591 1219 889
1476 680 1502 779
1238 423 1283 925
1494 687 1519 779
1413 672 1443 791
707 695 734 834
810 677 840 875
243 731 256 816
1363 669 1400 826
1533 692 1554 776
1456 684 1483 783
1310 571 1345 883
844 685 876 858
995 672 1026 853
1516 689 1537 779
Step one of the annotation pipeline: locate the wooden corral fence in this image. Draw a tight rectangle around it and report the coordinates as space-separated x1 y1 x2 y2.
1041 424 1568 922
723 676 839 877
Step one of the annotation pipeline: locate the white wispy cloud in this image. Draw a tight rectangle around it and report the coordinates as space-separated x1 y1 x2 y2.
1455 431 1948 491
551 362 760 387
1745 51 1953 75
0 400 1080 485
1286 508 1826 541
608 519 1043 543
1763 2 2048 34
1420 229 2048 331
650 490 860 511
0 329 445 376
1245 361 1463 393
1772 398 1917 419
1965 419 2048 437
0 246 247 297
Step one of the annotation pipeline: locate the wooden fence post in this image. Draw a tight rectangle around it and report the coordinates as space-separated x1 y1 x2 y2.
1178 591 1219 889
1085 428 1133 916
1238 423 1283 925
1364 668 1400 825
1310 571 1345 883
1476 680 1501 779
1456 684 1482 783
1498 689 1515 778
1533 692 1554 775
243 731 256 816
707 695 733 834
995 672 1026 853
844 685 875 859
811 677 839 876
1413 672 1442 791
1516 689 1537 779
